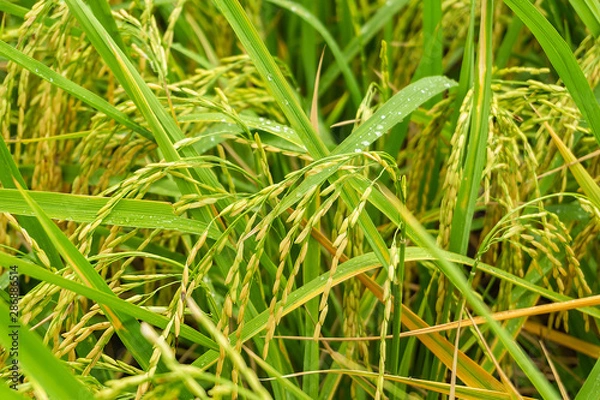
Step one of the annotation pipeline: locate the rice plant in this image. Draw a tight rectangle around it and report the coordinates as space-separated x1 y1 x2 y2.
0 0 599 399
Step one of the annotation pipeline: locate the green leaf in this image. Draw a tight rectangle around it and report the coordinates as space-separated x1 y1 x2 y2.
568 0 600 37
84 0 128 54
576 358 600 400
0 380 31 400
332 76 456 155
0 188 221 239
0 1 28 18
448 0 494 255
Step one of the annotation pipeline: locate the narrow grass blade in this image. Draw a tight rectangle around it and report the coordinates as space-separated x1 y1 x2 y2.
171 42 212 69
389 180 407 377
504 0 600 145
179 113 305 149
576 358 600 400
265 0 362 107
448 0 494 255
568 0 600 37
0 299 94 399
0 0 28 18
85 0 128 53
0 188 221 239
0 380 30 400
332 76 456 155
303 200 321 397
258 250 600 361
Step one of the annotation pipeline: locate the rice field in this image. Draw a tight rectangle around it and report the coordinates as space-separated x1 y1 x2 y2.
0 0 599 399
